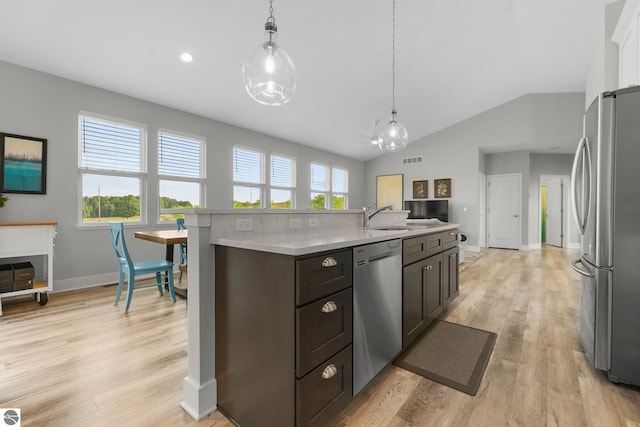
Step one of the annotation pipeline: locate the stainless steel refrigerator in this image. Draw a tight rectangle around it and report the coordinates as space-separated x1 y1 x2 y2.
570 86 640 386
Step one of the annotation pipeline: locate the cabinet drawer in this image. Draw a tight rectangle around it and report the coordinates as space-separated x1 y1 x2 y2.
296 345 352 427
403 235 428 266
296 288 353 377
425 233 444 257
443 229 459 250
403 233 443 265
296 249 352 305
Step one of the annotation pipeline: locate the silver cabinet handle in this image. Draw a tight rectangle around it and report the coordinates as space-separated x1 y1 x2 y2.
321 364 337 379
423 265 432 270
450 253 456 258
321 301 338 313
321 257 338 267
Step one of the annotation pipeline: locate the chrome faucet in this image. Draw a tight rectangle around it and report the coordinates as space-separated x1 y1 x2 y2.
363 203 393 227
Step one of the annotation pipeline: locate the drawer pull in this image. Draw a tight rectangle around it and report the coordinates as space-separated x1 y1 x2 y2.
450 253 456 259
423 265 433 271
449 231 457 237
321 301 338 313
321 257 338 268
321 364 338 380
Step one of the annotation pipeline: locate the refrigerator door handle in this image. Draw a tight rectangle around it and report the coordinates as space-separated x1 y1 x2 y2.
571 258 594 277
570 137 591 235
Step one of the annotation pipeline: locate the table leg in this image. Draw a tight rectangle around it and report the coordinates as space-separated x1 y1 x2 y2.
165 244 187 299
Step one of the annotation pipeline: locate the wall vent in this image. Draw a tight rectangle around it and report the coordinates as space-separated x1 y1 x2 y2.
402 156 423 165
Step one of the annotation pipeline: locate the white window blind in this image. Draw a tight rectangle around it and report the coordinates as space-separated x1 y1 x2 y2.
311 163 329 191
332 168 348 193
271 155 295 188
233 146 265 184
158 131 202 178
80 116 142 172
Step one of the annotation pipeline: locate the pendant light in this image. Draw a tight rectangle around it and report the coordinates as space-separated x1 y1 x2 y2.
379 0 408 152
242 0 296 106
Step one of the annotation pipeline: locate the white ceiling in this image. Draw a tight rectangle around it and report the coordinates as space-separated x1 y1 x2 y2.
0 0 608 161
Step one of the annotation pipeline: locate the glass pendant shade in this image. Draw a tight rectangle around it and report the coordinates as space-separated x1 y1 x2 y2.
379 109 408 152
243 28 296 106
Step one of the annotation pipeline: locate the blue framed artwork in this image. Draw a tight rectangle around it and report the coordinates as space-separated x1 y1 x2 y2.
0 133 47 194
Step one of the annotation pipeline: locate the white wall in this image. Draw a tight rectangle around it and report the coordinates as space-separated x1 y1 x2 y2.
586 1 624 107
0 60 365 291
364 93 585 250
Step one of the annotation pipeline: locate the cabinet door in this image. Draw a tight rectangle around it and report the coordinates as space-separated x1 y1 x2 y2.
424 254 444 324
402 259 428 348
443 247 459 308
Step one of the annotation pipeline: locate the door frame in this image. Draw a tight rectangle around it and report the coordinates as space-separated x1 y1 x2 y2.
538 174 570 249
478 172 486 248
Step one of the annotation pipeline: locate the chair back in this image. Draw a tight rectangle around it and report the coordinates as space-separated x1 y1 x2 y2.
177 218 186 231
109 222 135 272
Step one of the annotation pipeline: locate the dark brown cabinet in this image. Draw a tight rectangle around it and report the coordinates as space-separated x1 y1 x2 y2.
443 246 459 308
402 229 459 348
215 245 353 427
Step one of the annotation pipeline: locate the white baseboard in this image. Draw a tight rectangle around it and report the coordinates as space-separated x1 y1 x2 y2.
52 267 180 293
529 243 542 250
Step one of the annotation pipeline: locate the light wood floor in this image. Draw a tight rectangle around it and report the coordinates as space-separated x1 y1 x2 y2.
1 247 639 426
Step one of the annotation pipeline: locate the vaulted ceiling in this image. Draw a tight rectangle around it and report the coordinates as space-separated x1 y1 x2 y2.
0 0 608 161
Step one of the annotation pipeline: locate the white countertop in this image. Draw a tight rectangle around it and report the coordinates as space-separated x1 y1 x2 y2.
212 223 459 256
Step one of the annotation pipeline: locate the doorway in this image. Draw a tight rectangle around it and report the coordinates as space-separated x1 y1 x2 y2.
487 173 522 250
540 175 569 248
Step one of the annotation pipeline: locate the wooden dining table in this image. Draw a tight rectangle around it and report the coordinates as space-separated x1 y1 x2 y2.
134 229 187 298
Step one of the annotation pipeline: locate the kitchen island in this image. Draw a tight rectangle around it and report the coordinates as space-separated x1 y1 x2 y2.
177 209 458 426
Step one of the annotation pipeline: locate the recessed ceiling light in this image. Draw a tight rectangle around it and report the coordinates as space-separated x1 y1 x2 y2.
180 52 193 63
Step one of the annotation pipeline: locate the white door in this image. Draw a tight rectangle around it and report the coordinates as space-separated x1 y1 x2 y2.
487 174 521 250
543 176 564 247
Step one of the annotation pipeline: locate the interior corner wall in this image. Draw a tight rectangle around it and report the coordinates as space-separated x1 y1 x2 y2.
0 60 365 291
364 93 585 250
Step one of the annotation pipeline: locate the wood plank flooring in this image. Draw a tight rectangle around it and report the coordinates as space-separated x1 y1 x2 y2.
1 247 639 426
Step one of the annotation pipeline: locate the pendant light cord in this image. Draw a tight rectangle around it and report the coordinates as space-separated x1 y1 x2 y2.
267 0 276 43
391 0 396 112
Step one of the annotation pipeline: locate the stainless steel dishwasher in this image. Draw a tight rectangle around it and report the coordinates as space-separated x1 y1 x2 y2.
353 238 403 395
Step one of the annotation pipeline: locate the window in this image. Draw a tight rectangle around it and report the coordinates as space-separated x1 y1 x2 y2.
310 163 329 209
332 168 348 210
310 163 348 210
270 154 295 209
158 130 205 221
79 113 146 224
233 146 265 208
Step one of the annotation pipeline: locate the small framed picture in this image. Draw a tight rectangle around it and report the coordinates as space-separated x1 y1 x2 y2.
0 133 47 194
434 178 451 198
412 180 428 199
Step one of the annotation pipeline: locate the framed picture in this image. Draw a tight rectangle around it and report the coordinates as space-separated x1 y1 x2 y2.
434 178 451 198
376 174 403 211
412 180 428 199
0 133 47 194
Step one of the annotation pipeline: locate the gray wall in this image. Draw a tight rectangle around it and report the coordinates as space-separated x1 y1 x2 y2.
0 60 365 291
365 93 585 249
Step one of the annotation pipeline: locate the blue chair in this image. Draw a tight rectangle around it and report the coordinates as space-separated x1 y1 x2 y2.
109 222 176 312
176 218 187 283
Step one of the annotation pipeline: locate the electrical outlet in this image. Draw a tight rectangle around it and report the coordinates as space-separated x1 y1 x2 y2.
289 218 302 229
308 217 320 228
235 219 253 231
